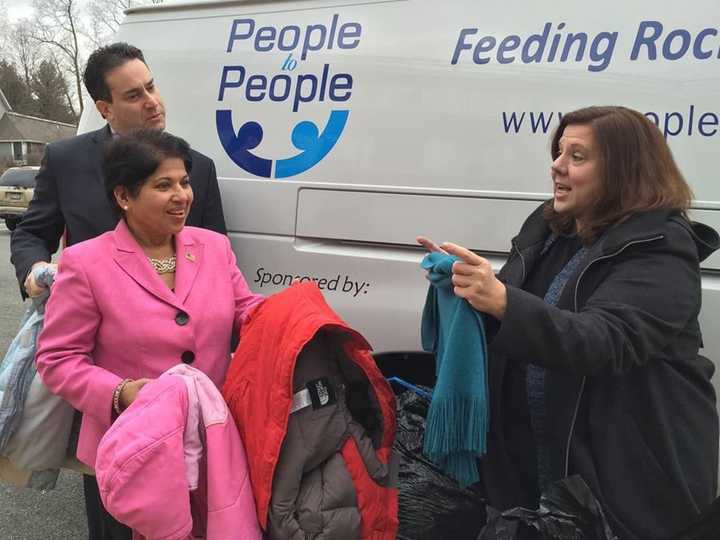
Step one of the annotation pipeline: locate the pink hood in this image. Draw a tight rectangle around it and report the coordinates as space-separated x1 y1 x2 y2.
95 365 261 540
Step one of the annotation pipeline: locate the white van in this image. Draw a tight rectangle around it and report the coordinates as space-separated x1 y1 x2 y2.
80 0 720 417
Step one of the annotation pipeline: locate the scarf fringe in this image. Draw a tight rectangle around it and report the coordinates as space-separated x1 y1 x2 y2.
423 395 488 487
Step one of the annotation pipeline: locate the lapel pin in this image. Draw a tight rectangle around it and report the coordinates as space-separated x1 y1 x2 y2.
185 252 195 263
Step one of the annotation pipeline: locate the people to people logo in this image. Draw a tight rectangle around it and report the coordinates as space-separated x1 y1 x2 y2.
216 15 361 178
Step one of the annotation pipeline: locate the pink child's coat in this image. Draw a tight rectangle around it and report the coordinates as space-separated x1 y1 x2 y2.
95 364 262 540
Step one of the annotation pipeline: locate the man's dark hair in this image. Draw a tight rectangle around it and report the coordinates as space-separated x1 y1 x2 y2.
84 42 146 102
104 129 193 214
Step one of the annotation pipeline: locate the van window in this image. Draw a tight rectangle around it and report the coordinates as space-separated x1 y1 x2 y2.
0 168 37 188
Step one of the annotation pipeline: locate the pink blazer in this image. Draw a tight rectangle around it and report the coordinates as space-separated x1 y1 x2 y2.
95 365 262 540
36 219 263 467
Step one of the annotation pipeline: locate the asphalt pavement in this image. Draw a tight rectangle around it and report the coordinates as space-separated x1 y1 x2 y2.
0 223 87 539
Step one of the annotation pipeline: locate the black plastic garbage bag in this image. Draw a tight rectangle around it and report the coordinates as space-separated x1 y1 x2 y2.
477 476 618 540
672 496 720 540
394 388 486 540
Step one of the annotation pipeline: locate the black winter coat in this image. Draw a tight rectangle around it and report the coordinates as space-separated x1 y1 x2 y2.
482 203 719 540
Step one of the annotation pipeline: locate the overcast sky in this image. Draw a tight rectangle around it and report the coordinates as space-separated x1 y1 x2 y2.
6 0 35 22
4 1 184 23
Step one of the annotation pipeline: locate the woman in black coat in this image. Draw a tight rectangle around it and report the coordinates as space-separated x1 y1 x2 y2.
419 106 719 540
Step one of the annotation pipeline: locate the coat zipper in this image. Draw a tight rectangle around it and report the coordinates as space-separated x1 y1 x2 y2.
511 240 527 283
563 234 664 477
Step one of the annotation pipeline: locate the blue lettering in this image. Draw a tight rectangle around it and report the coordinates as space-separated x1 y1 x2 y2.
269 75 291 101
218 64 352 111
694 28 717 59
688 104 695 136
699 112 719 136
632 22 720 62
338 22 362 49
547 23 566 61
502 112 525 134
294 74 319 112
663 29 691 60
507 107 718 138
227 19 254 53
529 112 555 134
456 23 614 71
281 54 297 71
327 14 339 49
588 32 617 72
255 27 276 52
246 75 267 101
227 15 361 59
663 112 683 137
631 21 662 60
278 25 300 51
473 36 496 65
318 64 329 101
522 22 552 63
560 32 587 62
497 35 521 64
218 66 245 100
329 74 352 101
302 23 328 59
451 28 477 64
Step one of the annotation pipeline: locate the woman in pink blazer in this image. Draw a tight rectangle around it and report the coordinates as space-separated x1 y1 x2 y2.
36 129 263 539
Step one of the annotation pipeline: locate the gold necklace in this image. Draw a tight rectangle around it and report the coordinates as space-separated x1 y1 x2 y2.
147 255 176 274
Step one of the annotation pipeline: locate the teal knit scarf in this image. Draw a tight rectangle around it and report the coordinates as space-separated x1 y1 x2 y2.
420 252 489 487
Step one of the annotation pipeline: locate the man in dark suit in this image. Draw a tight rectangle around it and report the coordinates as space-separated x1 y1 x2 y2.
10 43 226 540
11 42 226 299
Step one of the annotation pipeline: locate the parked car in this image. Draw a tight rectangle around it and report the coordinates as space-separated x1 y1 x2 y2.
0 166 38 230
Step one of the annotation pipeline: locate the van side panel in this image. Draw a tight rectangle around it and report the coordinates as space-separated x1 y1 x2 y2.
79 0 720 472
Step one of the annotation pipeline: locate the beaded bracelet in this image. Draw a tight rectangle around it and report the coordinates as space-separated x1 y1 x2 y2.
113 378 134 415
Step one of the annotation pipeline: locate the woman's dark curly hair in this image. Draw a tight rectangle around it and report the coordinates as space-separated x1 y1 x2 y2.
104 129 193 214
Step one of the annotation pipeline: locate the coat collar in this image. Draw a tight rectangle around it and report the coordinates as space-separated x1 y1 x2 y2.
511 202 551 252
511 201 715 259
507 202 700 289
112 219 204 308
91 124 113 144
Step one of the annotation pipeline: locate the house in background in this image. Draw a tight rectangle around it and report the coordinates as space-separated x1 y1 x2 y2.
0 88 76 167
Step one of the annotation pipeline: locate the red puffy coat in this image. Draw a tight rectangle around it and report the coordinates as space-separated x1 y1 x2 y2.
222 282 398 539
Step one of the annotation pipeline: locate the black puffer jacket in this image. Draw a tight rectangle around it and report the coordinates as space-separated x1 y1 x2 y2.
482 203 719 540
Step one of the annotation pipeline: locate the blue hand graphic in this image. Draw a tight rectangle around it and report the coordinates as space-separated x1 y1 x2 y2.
275 110 349 179
216 110 272 178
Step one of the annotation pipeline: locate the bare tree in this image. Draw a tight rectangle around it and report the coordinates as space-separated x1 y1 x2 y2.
10 21 43 87
0 2 10 60
48 52 78 119
86 0 130 47
32 0 86 115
